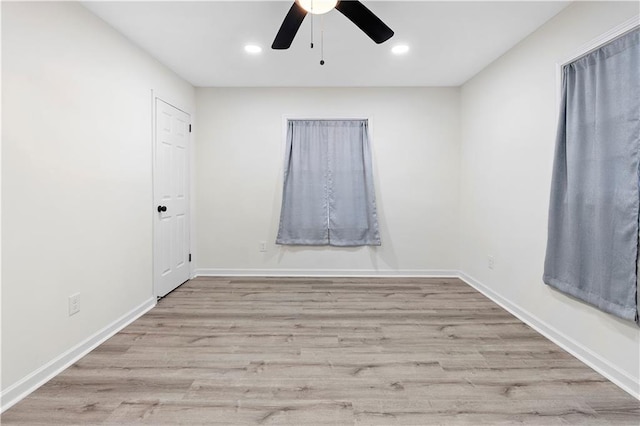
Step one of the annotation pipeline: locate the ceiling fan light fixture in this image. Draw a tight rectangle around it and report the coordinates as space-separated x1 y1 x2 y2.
297 0 338 15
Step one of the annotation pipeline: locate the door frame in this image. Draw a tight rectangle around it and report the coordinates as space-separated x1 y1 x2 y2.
151 90 192 298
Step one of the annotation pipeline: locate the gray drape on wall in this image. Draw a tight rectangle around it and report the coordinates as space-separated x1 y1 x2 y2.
543 28 640 323
276 119 381 246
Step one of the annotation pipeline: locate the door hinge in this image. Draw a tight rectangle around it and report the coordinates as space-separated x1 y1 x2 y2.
189 124 192 133
189 253 192 262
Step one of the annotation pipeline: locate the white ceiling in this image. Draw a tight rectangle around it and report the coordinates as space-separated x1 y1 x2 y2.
82 1 570 87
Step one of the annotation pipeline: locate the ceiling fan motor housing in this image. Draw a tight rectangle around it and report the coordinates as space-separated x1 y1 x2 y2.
272 0 394 50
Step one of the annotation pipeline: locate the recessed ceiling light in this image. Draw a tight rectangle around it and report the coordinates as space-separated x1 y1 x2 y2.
244 44 262 54
392 44 410 55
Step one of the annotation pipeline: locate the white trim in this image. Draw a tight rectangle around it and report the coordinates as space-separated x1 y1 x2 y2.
150 90 192 117
559 15 639 67
458 272 640 401
150 89 156 294
194 268 458 278
280 114 376 150
0 297 156 413
281 115 375 144
555 15 639 107
280 114 376 175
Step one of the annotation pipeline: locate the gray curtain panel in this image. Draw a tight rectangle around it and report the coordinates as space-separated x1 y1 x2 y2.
277 119 381 246
544 28 640 323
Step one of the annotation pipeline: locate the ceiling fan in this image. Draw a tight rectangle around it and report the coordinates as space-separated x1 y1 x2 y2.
272 0 394 50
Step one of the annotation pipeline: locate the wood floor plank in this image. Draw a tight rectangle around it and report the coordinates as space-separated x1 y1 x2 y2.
2 277 638 425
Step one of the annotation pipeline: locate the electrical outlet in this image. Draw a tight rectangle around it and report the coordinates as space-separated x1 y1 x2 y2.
259 241 267 252
69 293 80 316
488 255 495 270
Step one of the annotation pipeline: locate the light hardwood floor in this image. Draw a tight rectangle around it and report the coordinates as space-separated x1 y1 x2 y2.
2 277 639 425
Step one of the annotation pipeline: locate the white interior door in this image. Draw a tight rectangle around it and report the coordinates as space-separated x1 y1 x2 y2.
154 98 190 297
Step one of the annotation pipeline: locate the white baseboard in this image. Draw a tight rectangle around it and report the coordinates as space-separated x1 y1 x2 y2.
1 297 156 413
458 272 640 401
194 268 459 278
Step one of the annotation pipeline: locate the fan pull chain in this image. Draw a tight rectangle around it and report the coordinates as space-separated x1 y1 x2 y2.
320 14 325 65
310 8 314 48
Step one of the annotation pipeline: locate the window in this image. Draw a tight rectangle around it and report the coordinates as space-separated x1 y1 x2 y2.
543 27 639 323
276 119 381 247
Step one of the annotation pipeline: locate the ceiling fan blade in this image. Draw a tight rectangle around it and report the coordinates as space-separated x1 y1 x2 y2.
335 1 394 44
272 2 308 49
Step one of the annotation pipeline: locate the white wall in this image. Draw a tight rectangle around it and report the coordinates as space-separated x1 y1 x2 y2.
459 1 639 396
194 87 460 275
1 1 194 399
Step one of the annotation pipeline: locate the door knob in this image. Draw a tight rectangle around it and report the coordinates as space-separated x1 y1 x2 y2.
157 205 167 212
